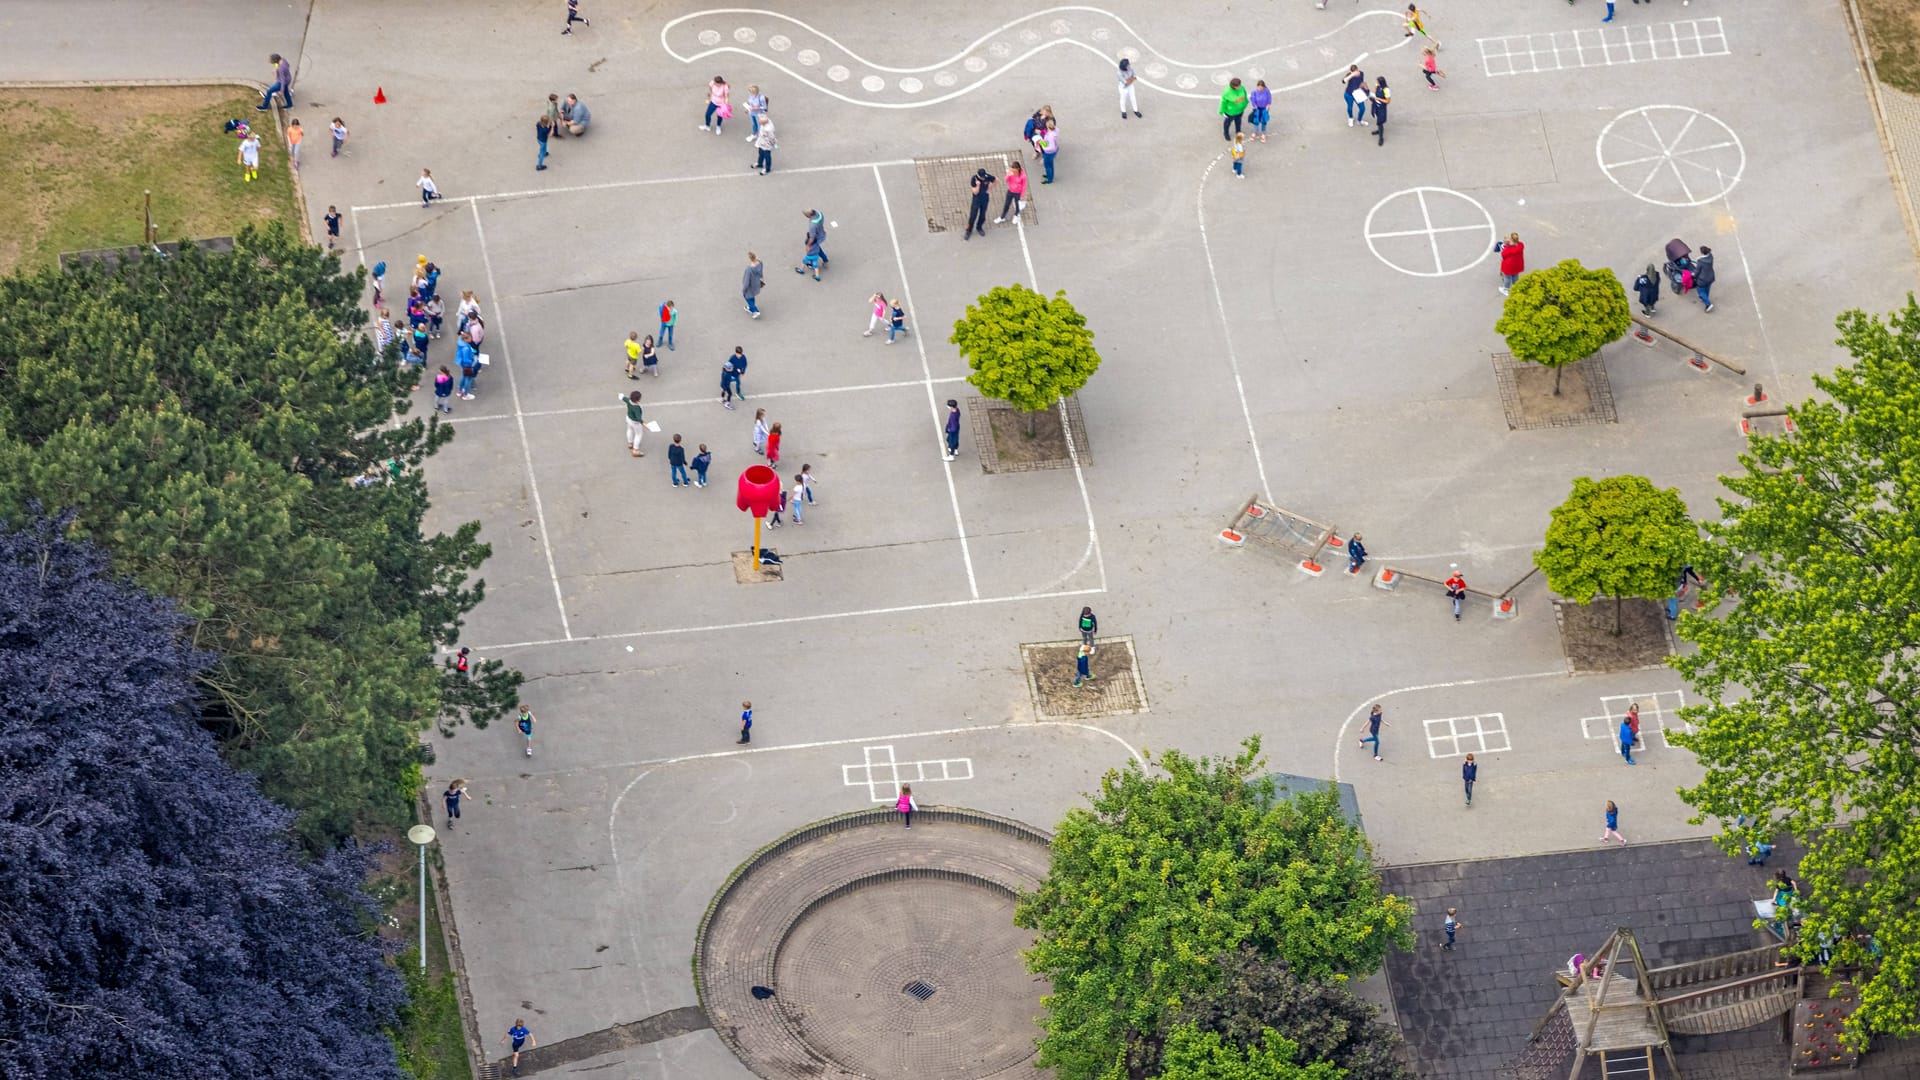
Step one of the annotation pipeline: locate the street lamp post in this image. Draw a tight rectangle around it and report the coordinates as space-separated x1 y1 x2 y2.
407 823 437 971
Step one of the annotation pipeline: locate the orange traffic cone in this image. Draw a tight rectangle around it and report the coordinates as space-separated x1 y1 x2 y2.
374 86 387 104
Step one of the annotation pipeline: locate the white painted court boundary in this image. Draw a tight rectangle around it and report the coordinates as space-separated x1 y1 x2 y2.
1331 669 1566 781
441 375 971 426
1478 17 1728 77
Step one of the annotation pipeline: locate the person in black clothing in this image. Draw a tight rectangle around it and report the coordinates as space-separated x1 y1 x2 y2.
668 434 690 487
1634 267 1660 316
964 168 995 240
1694 246 1716 312
1371 77 1391 146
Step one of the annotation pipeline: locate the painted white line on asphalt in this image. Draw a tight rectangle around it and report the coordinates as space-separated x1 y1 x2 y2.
1196 150 1275 505
1331 669 1567 782
1717 166 1781 390
604 719 1144 859
473 585 1106 651
659 8 1404 107
350 158 919 212
470 199 572 641
441 375 970 425
873 164 979 599
1005 169 1108 594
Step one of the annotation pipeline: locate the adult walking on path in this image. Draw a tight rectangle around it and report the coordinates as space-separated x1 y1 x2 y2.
702 75 731 134
752 116 776 174
1694 246 1716 312
1600 800 1627 845
796 209 829 277
1117 59 1142 119
1498 232 1524 295
1370 77 1391 147
257 52 293 111
964 168 994 240
620 391 646 456
1219 77 1249 142
742 252 765 318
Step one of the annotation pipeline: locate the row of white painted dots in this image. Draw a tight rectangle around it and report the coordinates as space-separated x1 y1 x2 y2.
691 20 1252 94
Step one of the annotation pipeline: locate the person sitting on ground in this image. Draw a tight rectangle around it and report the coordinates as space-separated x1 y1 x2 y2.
563 93 591 135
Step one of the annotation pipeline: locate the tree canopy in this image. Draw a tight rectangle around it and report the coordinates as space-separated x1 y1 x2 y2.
1494 259 1631 392
0 517 406 1080
1170 947 1413 1080
1156 1025 1344 1080
1670 300 1920 1045
1015 738 1414 1080
1535 475 1696 634
0 224 518 847
952 283 1101 419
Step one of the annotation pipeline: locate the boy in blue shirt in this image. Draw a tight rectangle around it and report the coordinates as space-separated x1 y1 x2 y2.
503 1020 535 1076
738 701 753 744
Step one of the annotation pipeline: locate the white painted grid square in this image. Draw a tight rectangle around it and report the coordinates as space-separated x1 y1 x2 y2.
1423 713 1510 759
842 744 975 802
1478 18 1727 76
1579 691 1689 748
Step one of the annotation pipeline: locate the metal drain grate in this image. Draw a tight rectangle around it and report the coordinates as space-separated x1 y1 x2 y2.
902 980 936 1001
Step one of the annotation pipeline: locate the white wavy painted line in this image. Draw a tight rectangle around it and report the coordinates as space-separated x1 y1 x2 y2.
662 6 1413 107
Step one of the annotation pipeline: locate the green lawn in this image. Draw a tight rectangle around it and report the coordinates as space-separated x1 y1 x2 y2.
0 86 300 276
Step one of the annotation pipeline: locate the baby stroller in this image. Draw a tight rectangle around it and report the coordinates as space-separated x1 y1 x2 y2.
1662 238 1695 295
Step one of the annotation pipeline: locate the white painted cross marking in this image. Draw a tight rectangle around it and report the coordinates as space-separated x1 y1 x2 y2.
841 744 976 802
1579 691 1689 748
1423 713 1511 759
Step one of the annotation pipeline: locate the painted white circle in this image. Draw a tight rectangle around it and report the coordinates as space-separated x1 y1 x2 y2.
1246 66 1264 81
1116 45 1140 61
826 64 851 82
1144 61 1169 79
899 76 924 93
1211 70 1232 86
861 74 885 92
1362 187 1499 278
964 55 989 73
1091 26 1112 41
1175 73 1200 89
989 41 1012 58
697 29 722 46
733 27 756 43
934 70 958 87
1597 106 1745 208
1019 27 1041 44
796 48 820 66
768 34 791 51
1050 18 1072 34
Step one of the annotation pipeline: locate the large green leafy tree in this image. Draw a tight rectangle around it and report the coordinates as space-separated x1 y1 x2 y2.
951 283 1100 434
0 224 519 848
1535 475 1696 635
1167 947 1413 1080
1669 299 1920 1046
1015 738 1414 1080
1494 259 1631 394
1156 1025 1343 1080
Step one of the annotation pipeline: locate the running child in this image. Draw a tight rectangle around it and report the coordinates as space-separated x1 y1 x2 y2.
237 130 261 182
323 205 341 251
517 704 537 757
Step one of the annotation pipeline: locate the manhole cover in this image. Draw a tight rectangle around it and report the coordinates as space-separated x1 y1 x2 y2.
903 980 937 1001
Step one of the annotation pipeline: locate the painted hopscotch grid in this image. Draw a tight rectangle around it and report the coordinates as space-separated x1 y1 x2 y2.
1424 713 1511 759
1478 18 1727 77
842 744 975 803
1580 691 1689 749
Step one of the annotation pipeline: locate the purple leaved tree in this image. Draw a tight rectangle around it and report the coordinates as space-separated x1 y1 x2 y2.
0 517 406 1080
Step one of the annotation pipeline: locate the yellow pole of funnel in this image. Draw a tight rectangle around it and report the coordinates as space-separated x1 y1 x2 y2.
753 515 762 567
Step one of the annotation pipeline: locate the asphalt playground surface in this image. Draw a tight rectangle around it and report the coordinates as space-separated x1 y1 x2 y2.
9 1 1915 1076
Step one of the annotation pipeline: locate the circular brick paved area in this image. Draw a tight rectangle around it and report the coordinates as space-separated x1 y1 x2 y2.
696 808 1053 1080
